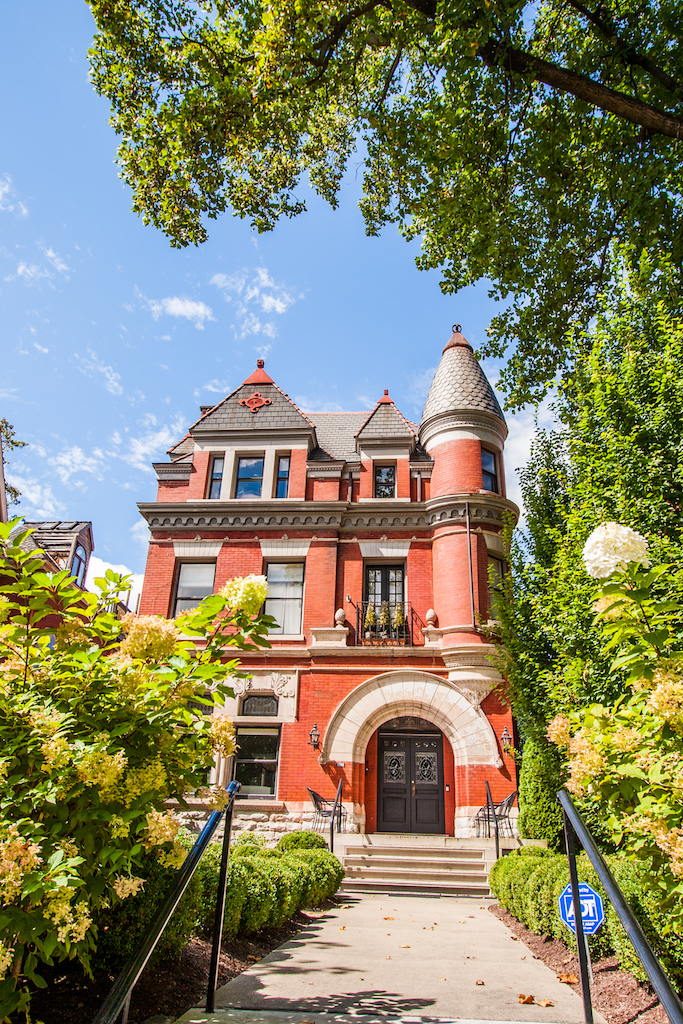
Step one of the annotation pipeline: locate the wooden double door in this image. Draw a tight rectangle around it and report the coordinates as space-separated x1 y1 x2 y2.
378 724 445 834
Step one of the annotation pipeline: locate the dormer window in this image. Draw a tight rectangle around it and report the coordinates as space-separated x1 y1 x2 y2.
235 456 264 498
374 464 396 499
208 456 224 499
481 449 499 493
276 455 290 498
72 544 88 588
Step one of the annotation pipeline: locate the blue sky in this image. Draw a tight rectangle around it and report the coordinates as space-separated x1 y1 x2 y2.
1 2 544 597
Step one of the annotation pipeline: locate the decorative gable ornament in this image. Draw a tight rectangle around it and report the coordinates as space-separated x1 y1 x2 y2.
239 391 272 414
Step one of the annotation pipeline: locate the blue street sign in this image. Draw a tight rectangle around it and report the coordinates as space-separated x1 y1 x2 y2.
558 882 605 935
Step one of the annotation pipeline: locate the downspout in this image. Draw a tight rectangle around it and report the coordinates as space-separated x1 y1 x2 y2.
465 501 475 628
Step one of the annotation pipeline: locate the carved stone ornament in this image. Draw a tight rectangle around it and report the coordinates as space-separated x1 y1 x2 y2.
453 679 495 709
239 391 272 414
230 677 252 696
270 672 296 698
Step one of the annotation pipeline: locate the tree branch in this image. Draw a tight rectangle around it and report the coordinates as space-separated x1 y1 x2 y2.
479 40 683 139
561 0 683 100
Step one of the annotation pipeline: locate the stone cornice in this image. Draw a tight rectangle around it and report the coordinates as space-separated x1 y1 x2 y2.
153 462 192 481
420 409 508 448
426 493 519 527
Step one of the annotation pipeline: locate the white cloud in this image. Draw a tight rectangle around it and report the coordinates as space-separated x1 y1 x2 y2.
130 519 150 547
210 266 300 339
144 294 215 330
110 416 185 474
50 445 104 484
0 175 28 217
86 554 144 612
41 245 69 275
6 243 70 286
504 398 557 516
6 474 65 518
199 378 232 394
33 342 48 353
295 395 344 413
78 349 124 395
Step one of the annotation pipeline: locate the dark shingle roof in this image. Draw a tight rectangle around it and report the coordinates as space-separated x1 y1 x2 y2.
420 338 505 427
168 434 195 460
356 401 415 441
191 382 314 434
305 412 370 462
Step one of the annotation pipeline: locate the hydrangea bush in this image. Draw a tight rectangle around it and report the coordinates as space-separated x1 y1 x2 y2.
0 519 272 1017
549 522 683 930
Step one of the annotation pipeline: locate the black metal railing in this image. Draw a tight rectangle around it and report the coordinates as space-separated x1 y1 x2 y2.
92 780 240 1024
328 779 343 855
355 601 412 646
557 789 683 1024
485 781 500 861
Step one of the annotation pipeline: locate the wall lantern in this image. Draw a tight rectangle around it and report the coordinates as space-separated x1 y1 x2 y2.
500 726 512 753
309 723 320 750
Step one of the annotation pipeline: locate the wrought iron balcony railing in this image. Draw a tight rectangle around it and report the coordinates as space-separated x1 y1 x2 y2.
355 601 412 646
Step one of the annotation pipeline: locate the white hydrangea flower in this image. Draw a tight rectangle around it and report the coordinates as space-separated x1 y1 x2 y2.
582 522 650 579
220 575 269 616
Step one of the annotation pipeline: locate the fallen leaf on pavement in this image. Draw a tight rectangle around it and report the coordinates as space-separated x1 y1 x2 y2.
399 944 411 948
518 994 534 1004
475 979 485 986
247 956 260 962
558 974 579 984
520 956 526 960
339 926 346 930
386 957 391 960
510 935 519 941
384 916 394 920
536 999 555 1007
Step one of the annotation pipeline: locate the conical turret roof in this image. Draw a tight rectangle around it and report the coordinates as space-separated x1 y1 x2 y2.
420 328 506 436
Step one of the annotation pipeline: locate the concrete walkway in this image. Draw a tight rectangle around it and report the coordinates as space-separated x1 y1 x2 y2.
176 895 604 1024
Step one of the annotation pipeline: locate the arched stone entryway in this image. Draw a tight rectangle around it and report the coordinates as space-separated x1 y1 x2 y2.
319 669 502 768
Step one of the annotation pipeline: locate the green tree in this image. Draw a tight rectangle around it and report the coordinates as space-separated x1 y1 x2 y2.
87 0 683 404
0 419 27 509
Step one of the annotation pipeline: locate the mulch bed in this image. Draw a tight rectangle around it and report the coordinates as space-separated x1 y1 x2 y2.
24 902 336 1024
490 904 669 1024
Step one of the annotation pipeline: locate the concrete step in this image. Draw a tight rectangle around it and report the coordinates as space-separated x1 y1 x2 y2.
340 839 491 896
344 865 488 883
342 845 485 860
340 878 491 896
343 854 486 871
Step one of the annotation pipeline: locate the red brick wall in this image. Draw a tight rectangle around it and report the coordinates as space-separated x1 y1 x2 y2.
336 542 363 636
139 541 177 616
156 479 190 501
431 527 474 630
359 460 373 498
187 450 211 499
406 542 433 645
309 477 341 501
430 439 482 497
422 477 431 501
444 739 455 834
216 539 262 590
303 540 338 632
397 457 410 499
289 449 307 499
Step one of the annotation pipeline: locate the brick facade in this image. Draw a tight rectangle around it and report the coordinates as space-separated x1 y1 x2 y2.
137 334 519 839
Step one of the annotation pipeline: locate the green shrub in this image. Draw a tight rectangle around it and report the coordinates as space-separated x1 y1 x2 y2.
233 832 266 849
283 850 344 905
237 860 278 934
93 853 203 972
525 856 565 936
257 858 305 926
255 847 282 859
517 845 551 858
277 830 327 852
517 736 565 849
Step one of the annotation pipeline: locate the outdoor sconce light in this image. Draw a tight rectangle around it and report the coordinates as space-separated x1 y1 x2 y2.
500 726 512 753
309 723 320 749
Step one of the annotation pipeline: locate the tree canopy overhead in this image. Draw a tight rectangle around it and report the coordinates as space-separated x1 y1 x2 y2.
88 0 683 405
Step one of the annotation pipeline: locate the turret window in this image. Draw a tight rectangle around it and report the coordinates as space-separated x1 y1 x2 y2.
235 456 264 498
374 464 396 498
481 449 499 493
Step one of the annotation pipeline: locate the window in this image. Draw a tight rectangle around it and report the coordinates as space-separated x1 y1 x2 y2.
481 449 499 493
275 455 290 498
264 562 304 634
208 456 224 499
72 544 87 588
173 562 216 616
365 564 405 606
374 464 396 498
487 556 505 618
242 694 279 716
234 728 279 796
235 456 264 498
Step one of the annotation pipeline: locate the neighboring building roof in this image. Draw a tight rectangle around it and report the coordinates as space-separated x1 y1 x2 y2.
305 412 370 462
15 521 93 572
420 329 506 429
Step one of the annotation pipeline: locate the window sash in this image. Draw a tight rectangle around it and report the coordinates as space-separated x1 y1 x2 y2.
264 562 304 634
276 455 290 498
174 562 216 616
235 457 264 498
481 449 499 493
374 464 396 498
234 727 280 796
208 456 224 499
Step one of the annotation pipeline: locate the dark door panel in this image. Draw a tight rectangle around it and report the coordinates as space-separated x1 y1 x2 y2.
378 730 445 834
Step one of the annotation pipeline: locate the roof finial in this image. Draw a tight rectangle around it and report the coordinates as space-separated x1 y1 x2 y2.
257 358 264 368
444 324 472 353
384 389 389 395
452 323 462 333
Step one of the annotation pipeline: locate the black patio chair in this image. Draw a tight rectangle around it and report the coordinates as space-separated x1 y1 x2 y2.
473 789 518 838
307 787 347 833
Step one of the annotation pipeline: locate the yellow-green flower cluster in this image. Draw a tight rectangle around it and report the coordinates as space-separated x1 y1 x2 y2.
108 815 130 839
547 714 571 748
120 757 167 807
0 941 14 981
144 809 181 849
112 875 145 900
198 785 230 810
43 892 92 944
220 575 269 616
209 712 237 757
566 731 606 796
0 824 42 904
119 613 178 662
76 742 127 801
610 726 641 753
158 843 187 869
647 664 683 733
40 735 72 773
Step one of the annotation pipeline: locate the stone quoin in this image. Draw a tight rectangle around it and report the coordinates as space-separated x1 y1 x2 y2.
137 329 519 839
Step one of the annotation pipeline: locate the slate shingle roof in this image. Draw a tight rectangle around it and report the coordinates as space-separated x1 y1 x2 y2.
420 338 505 427
305 412 369 462
191 382 315 434
356 401 415 441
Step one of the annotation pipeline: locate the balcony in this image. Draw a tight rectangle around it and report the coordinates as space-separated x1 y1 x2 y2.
355 601 413 646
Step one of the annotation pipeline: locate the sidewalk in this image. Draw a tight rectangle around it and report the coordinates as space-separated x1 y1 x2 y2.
177 895 603 1024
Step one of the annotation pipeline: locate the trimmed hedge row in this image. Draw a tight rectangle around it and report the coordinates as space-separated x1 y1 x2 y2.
94 830 343 971
489 847 683 988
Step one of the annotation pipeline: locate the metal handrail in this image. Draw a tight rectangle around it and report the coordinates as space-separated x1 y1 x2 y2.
329 779 343 855
92 780 240 1024
557 789 683 1024
485 781 500 860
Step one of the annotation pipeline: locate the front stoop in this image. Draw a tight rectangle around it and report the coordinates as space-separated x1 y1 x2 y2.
332 834 538 896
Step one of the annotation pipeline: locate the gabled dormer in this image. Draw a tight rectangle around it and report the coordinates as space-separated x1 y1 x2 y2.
355 391 415 500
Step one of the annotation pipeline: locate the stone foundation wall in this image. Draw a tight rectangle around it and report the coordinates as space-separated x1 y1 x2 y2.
175 800 358 845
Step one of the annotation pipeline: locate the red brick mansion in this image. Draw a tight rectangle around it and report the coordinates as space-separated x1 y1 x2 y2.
137 327 519 838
